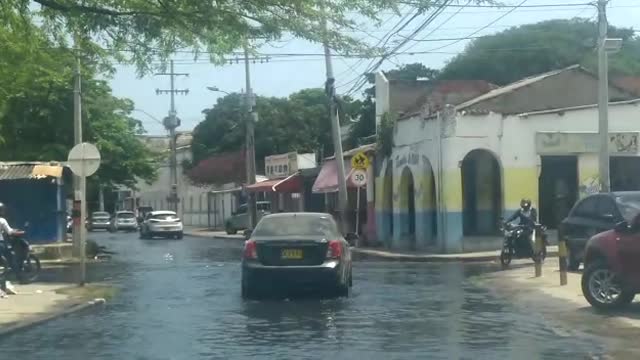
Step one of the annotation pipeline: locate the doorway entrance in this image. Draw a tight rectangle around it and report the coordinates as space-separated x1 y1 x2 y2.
539 156 578 229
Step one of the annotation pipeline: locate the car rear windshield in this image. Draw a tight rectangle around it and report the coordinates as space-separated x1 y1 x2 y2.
93 212 109 218
118 213 135 219
253 216 340 237
615 195 640 222
151 213 178 220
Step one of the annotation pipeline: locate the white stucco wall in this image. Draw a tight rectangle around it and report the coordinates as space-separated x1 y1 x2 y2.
380 100 640 252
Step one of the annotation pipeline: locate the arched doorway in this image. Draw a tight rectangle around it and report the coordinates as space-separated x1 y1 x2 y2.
425 161 437 243
461 149 502 236
399 167 416 249
383 162 393 240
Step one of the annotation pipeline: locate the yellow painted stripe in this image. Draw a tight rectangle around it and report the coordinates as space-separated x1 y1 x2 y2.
503 167 539 209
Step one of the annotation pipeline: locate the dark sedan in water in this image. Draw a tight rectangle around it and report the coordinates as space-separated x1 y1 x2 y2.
241 212 353 299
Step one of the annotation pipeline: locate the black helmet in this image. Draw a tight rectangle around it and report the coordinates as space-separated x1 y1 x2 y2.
0 202 5 216
520 198 532 210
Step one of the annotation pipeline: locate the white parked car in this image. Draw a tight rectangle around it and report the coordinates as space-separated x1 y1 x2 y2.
139 211 184 240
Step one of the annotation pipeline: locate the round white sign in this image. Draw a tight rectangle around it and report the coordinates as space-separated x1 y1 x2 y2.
67 142 101 177
351 169 367 187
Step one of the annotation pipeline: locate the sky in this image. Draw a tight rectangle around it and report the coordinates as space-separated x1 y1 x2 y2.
108 0 640 135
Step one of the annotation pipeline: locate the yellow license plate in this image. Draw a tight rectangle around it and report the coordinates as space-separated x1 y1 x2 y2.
281 249 303 259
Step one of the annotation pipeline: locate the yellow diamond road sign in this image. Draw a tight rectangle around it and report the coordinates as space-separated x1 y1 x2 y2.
351 151 369 170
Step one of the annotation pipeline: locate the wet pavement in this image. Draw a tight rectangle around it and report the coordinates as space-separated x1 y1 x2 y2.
0 232 623 359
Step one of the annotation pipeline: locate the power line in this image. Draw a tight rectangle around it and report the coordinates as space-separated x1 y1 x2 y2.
344 0 453 95
401 0 472 52
421 0 530 54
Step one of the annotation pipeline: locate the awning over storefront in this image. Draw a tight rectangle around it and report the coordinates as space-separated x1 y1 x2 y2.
246 173 302 193
312 160 357 193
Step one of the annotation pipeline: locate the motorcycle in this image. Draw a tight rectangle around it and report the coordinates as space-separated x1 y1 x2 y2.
67 215 73 233
499 221 548 266
0 231 41 283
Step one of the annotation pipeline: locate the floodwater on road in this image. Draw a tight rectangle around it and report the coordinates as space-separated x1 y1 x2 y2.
0 232 622 359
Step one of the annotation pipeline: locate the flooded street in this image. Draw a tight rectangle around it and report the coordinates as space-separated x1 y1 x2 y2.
0 233 617 359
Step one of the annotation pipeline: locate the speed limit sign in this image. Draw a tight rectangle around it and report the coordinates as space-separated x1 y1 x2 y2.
351 169 367 187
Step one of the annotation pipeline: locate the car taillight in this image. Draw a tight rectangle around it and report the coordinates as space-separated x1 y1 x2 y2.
243 240 257 259
326 240 342 259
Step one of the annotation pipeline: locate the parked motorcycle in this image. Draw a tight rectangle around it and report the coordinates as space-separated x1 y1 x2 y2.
499 221 548 266
0 231 41 283
67 215 73 233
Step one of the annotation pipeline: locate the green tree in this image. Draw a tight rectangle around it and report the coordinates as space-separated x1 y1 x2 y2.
439 19 640 85
191 88 363 175
1 0 493 71
0 21 158 189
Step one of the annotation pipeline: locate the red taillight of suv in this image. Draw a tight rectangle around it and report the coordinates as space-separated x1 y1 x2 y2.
326 240 343 259
243 240 258 259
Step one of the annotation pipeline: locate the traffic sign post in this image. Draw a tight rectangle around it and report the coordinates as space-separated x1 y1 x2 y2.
351 151 370 171
350 169 367 243
351 169 367 188
67 142 101 286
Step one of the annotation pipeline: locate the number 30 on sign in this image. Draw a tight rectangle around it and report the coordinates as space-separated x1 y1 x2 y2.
351 169 367 187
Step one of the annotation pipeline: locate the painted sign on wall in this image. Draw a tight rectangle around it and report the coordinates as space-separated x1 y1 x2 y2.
536 132 639 155
265 152 298 179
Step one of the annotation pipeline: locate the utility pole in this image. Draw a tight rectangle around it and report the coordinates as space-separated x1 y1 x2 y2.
322 18 349 234
597 0 610 193
72 39 87 285
243 45 258 230
98 185 105 212
156 60 189 212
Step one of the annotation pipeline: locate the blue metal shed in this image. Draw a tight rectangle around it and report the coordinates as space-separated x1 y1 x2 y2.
0 162 68 244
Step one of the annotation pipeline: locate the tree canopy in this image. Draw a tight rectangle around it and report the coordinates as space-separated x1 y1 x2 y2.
439 19 640 86
0 19 158 190
1 0 494 72
191 88 362 175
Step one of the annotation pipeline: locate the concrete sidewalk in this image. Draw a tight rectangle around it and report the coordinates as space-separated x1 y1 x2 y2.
352 246 558 262
184 227 244 240
476 258 640 346
0 283 107 336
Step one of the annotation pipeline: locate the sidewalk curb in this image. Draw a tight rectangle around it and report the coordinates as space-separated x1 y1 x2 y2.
0 298 106 338
352 248 559 263
185 231 244 241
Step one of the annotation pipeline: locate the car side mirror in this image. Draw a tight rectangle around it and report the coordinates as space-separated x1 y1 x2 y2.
243 229 252 240
614 221 630 233
345 233 359 246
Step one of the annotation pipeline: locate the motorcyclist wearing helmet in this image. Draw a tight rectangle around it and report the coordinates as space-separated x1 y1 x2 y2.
506 198 538 227
504 198 538 249
0 202 23 291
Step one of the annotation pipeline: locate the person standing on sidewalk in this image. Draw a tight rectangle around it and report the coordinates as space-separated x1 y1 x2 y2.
0 203 24 292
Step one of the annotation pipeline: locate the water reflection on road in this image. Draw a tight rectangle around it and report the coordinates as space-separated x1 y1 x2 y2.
2 233 614 359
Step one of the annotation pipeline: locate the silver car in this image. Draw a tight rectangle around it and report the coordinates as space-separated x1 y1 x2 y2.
225 202 271 235
109 211 138 232
87 212 111 231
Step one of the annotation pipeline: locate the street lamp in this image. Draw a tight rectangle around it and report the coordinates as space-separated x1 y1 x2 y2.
206 86 231 96
206 83 258 229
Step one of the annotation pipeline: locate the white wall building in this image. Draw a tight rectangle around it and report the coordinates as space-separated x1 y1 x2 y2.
375 65 640 253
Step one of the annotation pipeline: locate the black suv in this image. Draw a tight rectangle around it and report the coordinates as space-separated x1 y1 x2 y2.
559 191 640 271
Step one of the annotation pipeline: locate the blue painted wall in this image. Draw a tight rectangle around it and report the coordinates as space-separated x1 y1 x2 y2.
0 179 65 243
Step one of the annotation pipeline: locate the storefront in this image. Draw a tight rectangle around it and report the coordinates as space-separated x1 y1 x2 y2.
246 152 317 212
312 144 376 243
